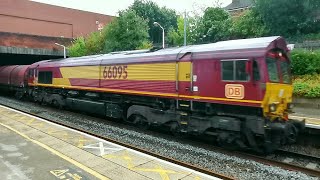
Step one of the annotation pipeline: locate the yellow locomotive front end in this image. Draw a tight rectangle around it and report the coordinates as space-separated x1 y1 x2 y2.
262 83 293 121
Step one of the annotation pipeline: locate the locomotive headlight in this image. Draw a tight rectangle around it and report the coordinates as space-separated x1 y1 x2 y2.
269 104 277 112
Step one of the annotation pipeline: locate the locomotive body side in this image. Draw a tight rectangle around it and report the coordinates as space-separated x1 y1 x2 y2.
28 54 180 98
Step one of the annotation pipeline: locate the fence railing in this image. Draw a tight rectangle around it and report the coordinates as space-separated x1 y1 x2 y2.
292 41 320 50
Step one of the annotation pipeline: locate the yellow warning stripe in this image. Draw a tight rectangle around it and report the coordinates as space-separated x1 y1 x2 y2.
32 84 262 104
0 122 109 180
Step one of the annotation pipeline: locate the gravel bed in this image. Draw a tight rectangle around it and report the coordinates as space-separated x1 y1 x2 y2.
0 95 318 180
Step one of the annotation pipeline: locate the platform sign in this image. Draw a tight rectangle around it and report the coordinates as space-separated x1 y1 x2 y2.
225 84 244 99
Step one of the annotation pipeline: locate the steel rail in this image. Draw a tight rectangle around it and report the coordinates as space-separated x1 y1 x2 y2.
277 149 320 163
234 152 320 178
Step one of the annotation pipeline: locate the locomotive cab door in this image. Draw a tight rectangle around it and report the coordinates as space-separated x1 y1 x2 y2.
177 53 194 110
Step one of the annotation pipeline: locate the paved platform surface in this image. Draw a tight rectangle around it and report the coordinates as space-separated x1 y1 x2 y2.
290 107 320 129
0 105 220 180
0 124 98 180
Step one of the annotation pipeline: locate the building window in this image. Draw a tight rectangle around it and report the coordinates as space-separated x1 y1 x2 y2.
38 71 53 84
221 60 249 81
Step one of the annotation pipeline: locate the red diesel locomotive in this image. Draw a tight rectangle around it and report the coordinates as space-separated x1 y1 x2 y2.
0 36 305 152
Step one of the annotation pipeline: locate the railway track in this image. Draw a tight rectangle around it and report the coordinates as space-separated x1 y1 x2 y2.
192 141 320 178
237 151 320 178
1 98 319 179
0 104 235 180
274 149 320 175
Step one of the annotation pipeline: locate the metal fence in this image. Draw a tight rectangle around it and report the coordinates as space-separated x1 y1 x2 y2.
292 41 320 50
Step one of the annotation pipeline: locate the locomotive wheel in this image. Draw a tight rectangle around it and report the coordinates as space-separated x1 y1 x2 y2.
217 132 239 150
52 100 63 109
170 122 181 137
133 115 149 130
286 124 298 144
14 91 23 100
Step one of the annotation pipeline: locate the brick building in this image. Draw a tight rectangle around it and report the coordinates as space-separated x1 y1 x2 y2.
224 0 254 17
0 0 114 65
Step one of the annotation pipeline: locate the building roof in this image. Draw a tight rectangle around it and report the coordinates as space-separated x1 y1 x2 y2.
224 0 254 11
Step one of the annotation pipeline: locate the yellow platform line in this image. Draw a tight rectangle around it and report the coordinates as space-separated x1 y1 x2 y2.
0 122 109 180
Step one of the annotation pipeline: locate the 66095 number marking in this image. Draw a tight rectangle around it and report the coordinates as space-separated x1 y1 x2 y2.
103 65 128 79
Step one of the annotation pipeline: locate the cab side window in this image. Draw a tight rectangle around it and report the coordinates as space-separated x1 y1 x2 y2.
38 71 52 84
29 69 34 77
253 60 260 81
222 61 234 81
235 61 247 81
221 60 249 81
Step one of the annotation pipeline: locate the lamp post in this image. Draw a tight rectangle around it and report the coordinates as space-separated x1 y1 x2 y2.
184 10 187 46
54 43 66 58
153 22 165 48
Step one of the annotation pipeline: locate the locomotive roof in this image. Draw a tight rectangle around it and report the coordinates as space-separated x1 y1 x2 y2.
36 36 287 67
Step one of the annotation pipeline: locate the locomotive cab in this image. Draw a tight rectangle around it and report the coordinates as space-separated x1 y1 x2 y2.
257 49 305 152
262 50 293 121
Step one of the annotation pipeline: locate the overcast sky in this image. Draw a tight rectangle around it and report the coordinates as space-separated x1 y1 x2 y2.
31 0 232 16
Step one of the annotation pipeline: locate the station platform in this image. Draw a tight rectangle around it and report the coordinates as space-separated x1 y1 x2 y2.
290 107 320 129
0 105 220 180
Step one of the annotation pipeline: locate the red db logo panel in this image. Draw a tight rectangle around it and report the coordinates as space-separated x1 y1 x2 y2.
225 84 244 99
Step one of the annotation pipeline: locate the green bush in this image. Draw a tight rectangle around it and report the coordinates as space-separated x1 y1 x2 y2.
306 86 320 98
291 49 320 75
293 74 320 98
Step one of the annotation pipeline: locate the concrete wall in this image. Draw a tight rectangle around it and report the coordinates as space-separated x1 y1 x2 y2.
0 0 114 38
293 97 320 109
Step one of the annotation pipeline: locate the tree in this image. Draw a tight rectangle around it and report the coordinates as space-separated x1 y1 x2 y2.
85 31 106 55
68 30 106 57
167 16 196 46
198 7 232 43
68 37 86 57
255 0 320 36
231 9 269 39
129 0 177 45
103 9 150 52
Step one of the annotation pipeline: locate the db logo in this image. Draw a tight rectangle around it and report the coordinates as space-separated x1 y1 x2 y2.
225 84 244 99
